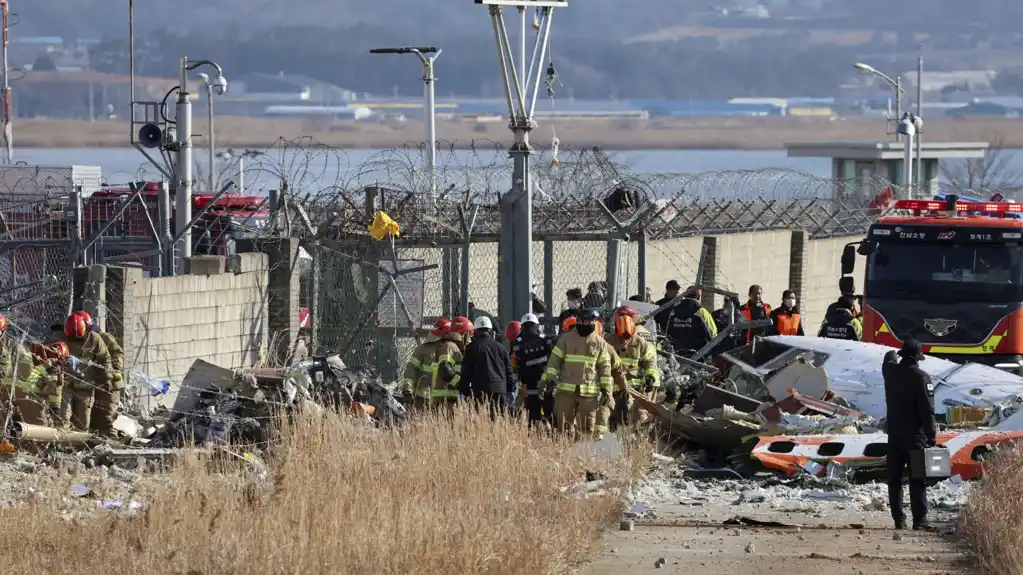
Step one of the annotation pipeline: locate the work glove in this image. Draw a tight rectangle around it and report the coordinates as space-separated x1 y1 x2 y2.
644 374 656 394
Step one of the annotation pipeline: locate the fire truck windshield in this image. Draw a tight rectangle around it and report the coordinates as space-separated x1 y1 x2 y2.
867 243 1023 302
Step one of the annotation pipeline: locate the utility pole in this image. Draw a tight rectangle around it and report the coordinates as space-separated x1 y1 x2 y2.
475 0 563 324
1 0 12 164
175 57 227 272
916 53 924 188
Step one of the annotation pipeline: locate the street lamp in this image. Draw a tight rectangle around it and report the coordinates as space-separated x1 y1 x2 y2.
854 62 904 140
175 57 227 268
215 148 263 194
197 72 217 195
369 46 442 203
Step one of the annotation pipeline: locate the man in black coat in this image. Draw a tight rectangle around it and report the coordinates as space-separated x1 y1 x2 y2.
459 316 514 418
882 339 938 531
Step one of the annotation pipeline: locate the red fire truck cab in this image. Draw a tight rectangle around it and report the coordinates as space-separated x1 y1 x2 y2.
84 182 270 254
841 195 1023 369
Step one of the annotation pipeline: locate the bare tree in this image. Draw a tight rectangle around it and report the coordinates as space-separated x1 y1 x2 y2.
941 136 1023 196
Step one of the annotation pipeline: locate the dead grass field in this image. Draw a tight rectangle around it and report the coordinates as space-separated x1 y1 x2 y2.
16 116 1023 150
960 443 1023 574
0 408 647 575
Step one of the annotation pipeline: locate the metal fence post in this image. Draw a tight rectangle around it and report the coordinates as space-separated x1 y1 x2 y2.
606 237 622 310
310 243 321 354
637 229 647 300
441 247 452 317
543 239 554 331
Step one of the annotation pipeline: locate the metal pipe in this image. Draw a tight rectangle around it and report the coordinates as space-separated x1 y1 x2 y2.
529 9 553 118
238 154 244 193
916 55 923 189
422 53 438 203
13 422 94 446
519 6 527 108
904 127 914 191
175 57 194 269
1 0 12 164
637 229 647 299
129 0 135 127
490 7 516 120
495 9 527 118
894 76 902 142
206 82 215 195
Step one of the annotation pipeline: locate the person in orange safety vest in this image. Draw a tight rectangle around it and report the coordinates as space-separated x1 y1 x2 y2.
769 290 804 336
738 284 772 344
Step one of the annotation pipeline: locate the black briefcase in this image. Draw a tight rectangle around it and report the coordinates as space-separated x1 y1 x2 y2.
909 447 952 479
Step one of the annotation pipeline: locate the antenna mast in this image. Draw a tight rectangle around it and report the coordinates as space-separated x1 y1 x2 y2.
474 0 564 323
1 0 12 164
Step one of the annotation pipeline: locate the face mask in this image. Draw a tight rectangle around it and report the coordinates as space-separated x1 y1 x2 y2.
575 324 595 337
784 298 796 308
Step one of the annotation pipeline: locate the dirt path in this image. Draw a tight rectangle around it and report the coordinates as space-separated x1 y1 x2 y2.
582 504 970 575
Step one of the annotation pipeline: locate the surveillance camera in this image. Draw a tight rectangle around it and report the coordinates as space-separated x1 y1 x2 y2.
212 74 228 95
896 118 916 136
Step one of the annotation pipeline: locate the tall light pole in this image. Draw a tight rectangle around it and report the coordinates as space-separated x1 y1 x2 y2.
1 0 12 164
216 148 262 193
198 72 216 195
897 115 916 198
176 57 227 269
475 0 563 324
854 62 904 142
369 46 442 203
916 54 924 188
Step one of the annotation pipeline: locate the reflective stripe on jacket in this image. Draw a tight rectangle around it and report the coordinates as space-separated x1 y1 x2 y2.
608 334 660 389
543 330 613 397
3 348 48 395
401 339 463 399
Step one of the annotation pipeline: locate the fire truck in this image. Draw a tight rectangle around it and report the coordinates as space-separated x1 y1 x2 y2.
83 182 271 256
840 194 1023 368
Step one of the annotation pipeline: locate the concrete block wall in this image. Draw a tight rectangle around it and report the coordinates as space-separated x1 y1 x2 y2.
645 230 858 331
103 256 269 409
801 236 865 329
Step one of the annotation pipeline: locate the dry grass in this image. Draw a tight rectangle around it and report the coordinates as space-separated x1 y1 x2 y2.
16 116 1023 150
959 442 1023 574
0 407 647 575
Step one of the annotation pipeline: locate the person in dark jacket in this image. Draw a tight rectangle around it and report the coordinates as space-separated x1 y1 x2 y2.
510 313 553 427
653 280 682 333
664 287 718 356
817 295 863 341
769 290 805 336
459 316 514 418
882 339 938 531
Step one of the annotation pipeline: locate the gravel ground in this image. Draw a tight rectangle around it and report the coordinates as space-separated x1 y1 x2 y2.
580 458 974 575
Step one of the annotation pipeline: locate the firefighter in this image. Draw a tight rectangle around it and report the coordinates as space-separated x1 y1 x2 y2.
60 312 111 432
541 308 613 439
0 341 53 426
594 317 619 436
664 287 718 356
510 313 552 428
401 318 462 411
769 290 804 336
451 316 475 354
39 341 70 425
738 284 772 344
76 311 125 436
0 313 11 379
607 313 660 426
818 295 863 341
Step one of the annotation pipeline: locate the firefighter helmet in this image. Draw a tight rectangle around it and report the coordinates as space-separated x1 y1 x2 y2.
451 316 474 336
431 318 452 338
64 314 88 339
561 315 577 332
505 320 521 342
615 313 637 339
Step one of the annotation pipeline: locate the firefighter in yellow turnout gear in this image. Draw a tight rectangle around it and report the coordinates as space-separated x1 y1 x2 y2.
60 313 111 432
1 343 57 426
542 309 614 439
401 318 464 411
76 311 125 437
605 313 660 426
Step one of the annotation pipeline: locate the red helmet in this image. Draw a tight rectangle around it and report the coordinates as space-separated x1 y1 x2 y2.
505 321 521 342
615 314 637 339
615 305 638 318
561 315 577 333
431 318 452 338
451 316 474 336
0 312 7 332
50 341 69 359
64 314 88 339
76 310 94 326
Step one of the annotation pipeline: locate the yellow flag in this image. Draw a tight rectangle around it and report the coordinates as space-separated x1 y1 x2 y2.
368 211 400 241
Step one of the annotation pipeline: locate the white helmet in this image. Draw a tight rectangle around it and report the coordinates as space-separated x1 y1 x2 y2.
520 313 539 325
474 316 493 330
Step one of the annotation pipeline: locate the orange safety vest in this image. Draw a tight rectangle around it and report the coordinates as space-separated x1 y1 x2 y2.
740 303 772 344
774 311 801 336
